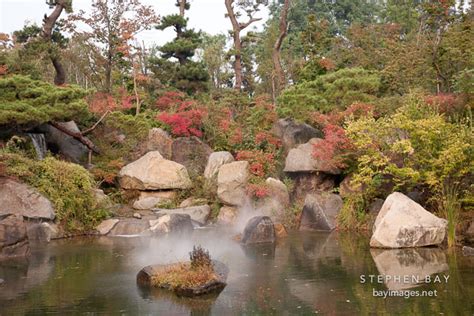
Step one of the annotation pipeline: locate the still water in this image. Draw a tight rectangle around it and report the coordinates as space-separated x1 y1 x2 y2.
0 230 473 315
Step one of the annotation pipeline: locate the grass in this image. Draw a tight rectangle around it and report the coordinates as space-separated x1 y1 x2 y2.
441 184 461 248
150 262 218 290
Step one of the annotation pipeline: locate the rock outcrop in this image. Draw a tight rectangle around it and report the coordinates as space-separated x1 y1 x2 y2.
96 219 120 235
284 138 341 174
107 219 151 236
256 178 290 223
241 216 276 245
171 137 213 175
0 178 55 220
217 161 249 206
217 206 238 226
119 151 192 190
370 192 447 248
143 128 173 159
204 151 234 179
286 172 335 202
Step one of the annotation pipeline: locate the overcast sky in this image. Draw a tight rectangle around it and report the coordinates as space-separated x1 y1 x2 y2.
0 0 269 46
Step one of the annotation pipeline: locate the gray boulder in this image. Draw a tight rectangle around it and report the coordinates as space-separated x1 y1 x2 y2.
0 178 55 220
299 193 343 231
26 222 58 243
217 206 238 225
119 151 192 190
241 216 276 245
286 172 335 202
96 218 119 235
370 192 447 248
154 205 210 225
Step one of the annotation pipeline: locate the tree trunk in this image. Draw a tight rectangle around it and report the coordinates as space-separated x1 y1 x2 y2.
225 0 261 91
272 0 290 98
42 1 67 86
178 0 186 17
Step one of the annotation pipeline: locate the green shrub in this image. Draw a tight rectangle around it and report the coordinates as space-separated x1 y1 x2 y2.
277 68 381 121
345 93 473 211
0 152 108 232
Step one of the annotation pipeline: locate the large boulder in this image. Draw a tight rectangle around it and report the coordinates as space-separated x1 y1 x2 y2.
284 138 341 174
0 178 55 220
217 161 249 206
154 205 211 225
26 222 58 243
299 193 343 231
370 192 447 248
0 215 29 260
272 118 322 152
171 137 213 175
149 214 193 234
241 216 276 245
133 191 176 210
204 151 234 179
119 151 192 190
39 121 89 163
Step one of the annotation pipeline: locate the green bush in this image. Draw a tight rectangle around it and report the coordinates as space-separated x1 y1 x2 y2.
345 93 473 211
0 75 90 127
0 152 108 232
277 68 381 121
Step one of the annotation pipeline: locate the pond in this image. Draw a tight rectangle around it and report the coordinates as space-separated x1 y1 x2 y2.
1 229 473 315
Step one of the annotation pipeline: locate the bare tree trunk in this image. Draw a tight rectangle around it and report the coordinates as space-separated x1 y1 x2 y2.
225 0 261 91
272 0 290 98
177 0 187 17
42 0 67 85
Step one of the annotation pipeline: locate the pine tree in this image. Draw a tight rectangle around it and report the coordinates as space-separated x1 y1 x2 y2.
150 1 209 94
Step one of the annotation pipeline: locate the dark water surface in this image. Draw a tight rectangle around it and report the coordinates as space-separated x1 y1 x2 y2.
1 230 473 315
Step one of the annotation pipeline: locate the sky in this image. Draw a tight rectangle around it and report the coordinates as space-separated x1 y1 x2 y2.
0 0 270 46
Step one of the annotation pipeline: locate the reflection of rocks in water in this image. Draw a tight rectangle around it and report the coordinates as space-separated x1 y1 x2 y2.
138 286 218 315
370 248 449 290
0 247 54 300
241 242 276 260
301 232 342 260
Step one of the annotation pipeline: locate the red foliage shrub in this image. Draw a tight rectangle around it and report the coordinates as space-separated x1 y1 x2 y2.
312 124 353 169
425 93 462 114
246 183 270 199
236 150 276 177
88 88 135 114
157 109 205 137
312 102 374 128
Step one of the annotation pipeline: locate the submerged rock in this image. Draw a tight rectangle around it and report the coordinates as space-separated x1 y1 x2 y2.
154 205 210 225
0 215 30 260
137 260 229 297
119 151 192 190
299 193 343 231
241 216 275 245
370 192 447 248
0 178 55 220
217 161 249 206
204 151 234 179
27 222 58 243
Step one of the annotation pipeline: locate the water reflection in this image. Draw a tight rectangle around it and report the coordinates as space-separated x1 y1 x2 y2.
0 231 472 315
370 247 449 290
